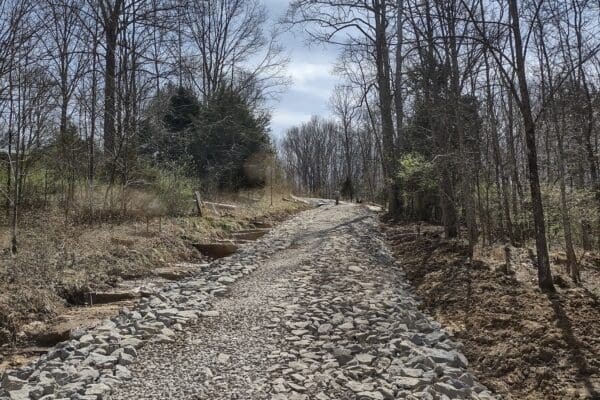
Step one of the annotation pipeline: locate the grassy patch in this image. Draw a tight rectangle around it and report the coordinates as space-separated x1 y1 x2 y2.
0 188 308 346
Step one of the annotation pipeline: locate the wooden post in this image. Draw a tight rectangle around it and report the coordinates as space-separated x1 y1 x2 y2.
270 164 273 207
504 244 512 274
582 219 591 251
195 191 203 217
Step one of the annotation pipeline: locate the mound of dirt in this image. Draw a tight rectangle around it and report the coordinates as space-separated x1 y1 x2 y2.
384 222 600 400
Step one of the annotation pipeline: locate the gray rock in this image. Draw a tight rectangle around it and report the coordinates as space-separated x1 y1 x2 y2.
200 310 220 318
333 347 352 365
217 353 231 364
396 377 423 389
355 353 375 364
7 387 32 400
357 391 384 400
433 382 470 399
317 324 333 335
115 365 132 381
85 383 111 397
2 374 28 391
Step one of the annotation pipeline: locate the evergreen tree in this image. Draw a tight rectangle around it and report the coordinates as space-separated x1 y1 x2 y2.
190 87 271 189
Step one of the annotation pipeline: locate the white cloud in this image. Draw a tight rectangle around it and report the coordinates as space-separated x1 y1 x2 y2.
288 62 334 84
271 110 313 126
263 2 342 138
270 110 313 138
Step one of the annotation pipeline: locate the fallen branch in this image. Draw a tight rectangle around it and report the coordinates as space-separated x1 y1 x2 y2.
290 195 311 205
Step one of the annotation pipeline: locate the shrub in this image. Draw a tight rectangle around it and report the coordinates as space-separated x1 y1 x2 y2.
152 163 196 216
397 153 438 220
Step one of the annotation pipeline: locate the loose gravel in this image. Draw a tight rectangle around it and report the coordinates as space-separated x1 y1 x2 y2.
1 204 498 400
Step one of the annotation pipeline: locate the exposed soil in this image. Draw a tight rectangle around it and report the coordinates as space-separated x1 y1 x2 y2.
384 222 600 400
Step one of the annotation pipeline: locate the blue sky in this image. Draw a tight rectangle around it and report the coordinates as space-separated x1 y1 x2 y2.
263 0 340 138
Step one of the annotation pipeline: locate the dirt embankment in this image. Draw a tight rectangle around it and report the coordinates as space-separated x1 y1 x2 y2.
0 193 308 368
384 222 600 400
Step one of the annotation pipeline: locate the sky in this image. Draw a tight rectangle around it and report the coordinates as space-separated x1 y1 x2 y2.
262 0 341 139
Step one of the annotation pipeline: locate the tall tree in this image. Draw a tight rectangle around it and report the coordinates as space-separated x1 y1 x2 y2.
287 0 402 214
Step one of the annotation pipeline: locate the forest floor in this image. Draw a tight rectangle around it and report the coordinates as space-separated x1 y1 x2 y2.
0 190 308 371
384 222 600 400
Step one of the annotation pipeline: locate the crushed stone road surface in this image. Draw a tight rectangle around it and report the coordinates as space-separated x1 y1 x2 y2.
107 204 496 400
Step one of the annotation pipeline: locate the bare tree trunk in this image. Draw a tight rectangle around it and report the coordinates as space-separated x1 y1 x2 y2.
394 0 404 152
508 0 554 292
537 16 580 283
374 0 402 215
100 1 122 161
580 71 600 251
440 168 458 238
556 123 579 282
89 22 98 221
446 2 476 255
104 23 116 157
483 48 514 245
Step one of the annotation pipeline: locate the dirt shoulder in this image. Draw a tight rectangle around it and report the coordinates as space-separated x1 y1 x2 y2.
0 192 308 364
384 222 600 400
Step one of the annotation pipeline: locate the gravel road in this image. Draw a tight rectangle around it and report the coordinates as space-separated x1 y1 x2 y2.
107 204 496 400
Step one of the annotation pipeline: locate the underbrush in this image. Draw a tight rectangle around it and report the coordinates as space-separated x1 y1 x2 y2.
0 185 307 347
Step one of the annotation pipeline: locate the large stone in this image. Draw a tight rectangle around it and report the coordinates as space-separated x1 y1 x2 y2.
330 314 345 325
85 383 111 397
200 311 220 318
2 375 28 391
317 324 333 335
83 353 117 368
7 386 32 400
357 391 384 400
77 367 100 383
115 365 132 381
396 377 423 389
217 353 231 364
338 322 354 330
333 347 353 365
120 337 143 349
217 276 236 284
433 382 470 398
355 353 375 364
346 381 374 392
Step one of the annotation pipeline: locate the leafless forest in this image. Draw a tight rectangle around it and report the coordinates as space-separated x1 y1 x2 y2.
0 0 599 398
0 0 287 251
0 0 296 357
281 0 600 292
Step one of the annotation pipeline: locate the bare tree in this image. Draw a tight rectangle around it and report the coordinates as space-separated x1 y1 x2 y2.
330 85 358 201
286 0 402 214
182 0 288 105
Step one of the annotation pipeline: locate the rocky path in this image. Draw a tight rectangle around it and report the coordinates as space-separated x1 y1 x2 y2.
1 204 496 400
